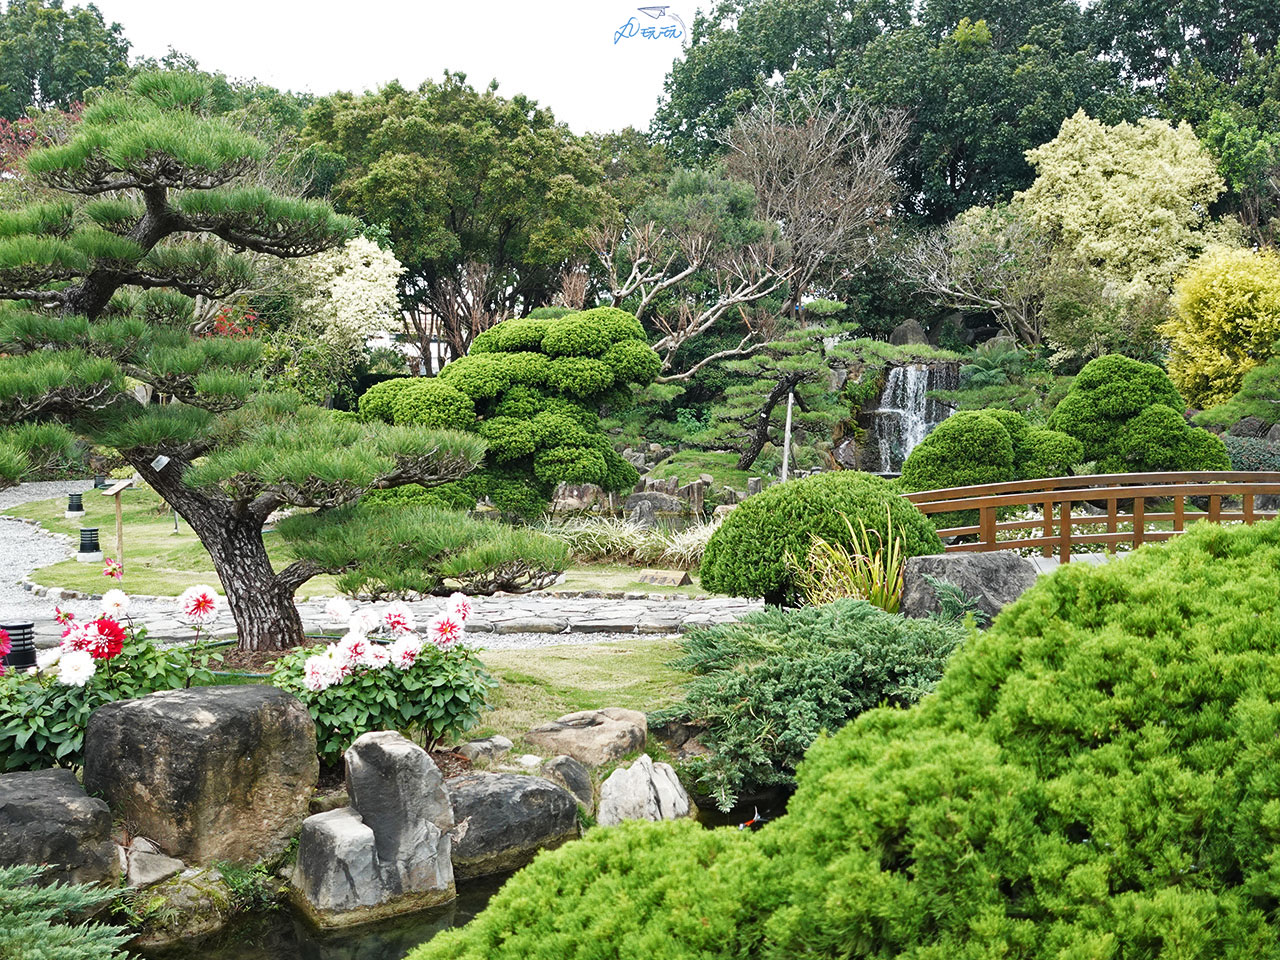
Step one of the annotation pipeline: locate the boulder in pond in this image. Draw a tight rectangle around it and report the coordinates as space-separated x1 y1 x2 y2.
0 768 116 886
448 772 579 880
542 755 594 815
83 685 317 865
292 731 455 928
597 754 693 826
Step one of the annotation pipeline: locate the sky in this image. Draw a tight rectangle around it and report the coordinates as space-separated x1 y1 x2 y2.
89 0 699 133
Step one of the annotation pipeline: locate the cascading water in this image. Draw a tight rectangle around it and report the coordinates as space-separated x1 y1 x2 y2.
862 363 958 474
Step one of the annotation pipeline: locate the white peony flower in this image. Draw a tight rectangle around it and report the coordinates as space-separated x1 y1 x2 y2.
101 588 130 618
303 654 340 692
388 634 422 670
383 601 416 636
427 613 464 649
362 642 391 669
335 632 368 667
57 649 96 687
348 609 380 637
324 596 354 625
37 647 63 671
446 592 473 622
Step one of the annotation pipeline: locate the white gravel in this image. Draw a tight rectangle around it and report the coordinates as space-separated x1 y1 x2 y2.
0 481 93 624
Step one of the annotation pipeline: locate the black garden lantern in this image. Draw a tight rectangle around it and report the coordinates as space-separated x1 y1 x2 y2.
77 527 102 561
93 474 107 488
1 622 36 669
66 492 84 518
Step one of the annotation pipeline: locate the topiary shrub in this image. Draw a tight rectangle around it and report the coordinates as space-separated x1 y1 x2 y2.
390 379 477 431
359 308 656 516
412 518 1280 960
1049 353 1229 472
659 599 966 810
1164 246 1280 409
700 473 942 605
1019 426 1084 479
900 411 1016 492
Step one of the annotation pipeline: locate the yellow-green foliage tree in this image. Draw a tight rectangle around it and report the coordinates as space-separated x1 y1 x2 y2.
1164 247 1280 409
1016 111 1235 298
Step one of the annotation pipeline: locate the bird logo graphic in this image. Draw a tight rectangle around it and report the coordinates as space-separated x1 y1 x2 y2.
615 5 687 45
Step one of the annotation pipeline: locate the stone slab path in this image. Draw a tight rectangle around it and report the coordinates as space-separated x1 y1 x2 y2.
1 482 761 649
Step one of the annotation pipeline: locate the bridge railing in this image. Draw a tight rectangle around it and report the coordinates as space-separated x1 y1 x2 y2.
901 471 1280 562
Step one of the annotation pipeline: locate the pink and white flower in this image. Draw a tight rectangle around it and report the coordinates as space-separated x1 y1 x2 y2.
303 652 343 692
362 642 391 669
321 643 348 679
335 631 368 668
57 649 96 686
388 634 422 670
446 592 473 622
101 589 129 618
178 585 220 624
427 613 463 648
383 601 416 636
324 596 353 625
348 609 380 637
103 557 123 580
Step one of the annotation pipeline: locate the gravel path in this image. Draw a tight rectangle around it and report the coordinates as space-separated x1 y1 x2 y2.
2 482 760 649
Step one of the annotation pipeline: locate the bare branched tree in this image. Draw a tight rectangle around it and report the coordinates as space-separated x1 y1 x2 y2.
592 86 906 381
901 204 1056 344
553 264 591 310
405 260 501 367
721 86 910 310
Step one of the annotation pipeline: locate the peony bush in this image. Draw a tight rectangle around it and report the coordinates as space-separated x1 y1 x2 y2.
270 593 494 765
0 589 222 771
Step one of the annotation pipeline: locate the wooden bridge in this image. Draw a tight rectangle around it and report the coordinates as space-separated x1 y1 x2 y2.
902 472 1280 563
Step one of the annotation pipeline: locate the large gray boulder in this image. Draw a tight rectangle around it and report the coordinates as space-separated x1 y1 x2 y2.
900 551 1039 623
524 708 646 767
448 772 579 880
292 732 455 928
623 491 686 514
0 768 116 886
889 318 929 345
597 754 693 826
83 685 317 865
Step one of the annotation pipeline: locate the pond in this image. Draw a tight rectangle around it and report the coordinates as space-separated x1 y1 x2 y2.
135 872 511 960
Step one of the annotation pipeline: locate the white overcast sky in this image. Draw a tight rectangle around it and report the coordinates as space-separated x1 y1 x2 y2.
89 0 700 133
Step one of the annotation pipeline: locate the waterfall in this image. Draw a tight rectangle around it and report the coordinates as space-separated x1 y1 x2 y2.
863 363 956 474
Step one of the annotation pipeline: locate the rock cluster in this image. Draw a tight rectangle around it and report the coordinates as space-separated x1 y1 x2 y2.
524 707 647 766
448 772 579 880
597 754 693 827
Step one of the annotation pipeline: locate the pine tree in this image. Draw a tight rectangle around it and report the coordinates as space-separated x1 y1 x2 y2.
0 73 484 650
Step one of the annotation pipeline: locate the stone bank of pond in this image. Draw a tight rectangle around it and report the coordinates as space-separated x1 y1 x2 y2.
135 872 511 960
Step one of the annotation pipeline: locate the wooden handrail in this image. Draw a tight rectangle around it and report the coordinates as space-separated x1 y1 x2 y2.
899 471 1280 563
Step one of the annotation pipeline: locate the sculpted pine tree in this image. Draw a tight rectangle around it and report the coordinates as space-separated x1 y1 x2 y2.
0 74 485 650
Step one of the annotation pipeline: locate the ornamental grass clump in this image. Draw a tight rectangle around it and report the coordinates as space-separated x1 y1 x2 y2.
411 518 1280 960
270 594 493 765
786 511 907 611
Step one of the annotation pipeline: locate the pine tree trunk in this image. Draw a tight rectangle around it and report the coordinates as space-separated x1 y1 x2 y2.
130 455 307 652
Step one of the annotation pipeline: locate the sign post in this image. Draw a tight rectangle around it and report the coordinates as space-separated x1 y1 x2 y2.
101 478 134 575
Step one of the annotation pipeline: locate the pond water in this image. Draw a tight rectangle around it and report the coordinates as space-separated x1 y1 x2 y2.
135 872 511 960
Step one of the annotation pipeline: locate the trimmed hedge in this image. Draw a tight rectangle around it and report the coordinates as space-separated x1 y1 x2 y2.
900 411 1015 492
699 472 942 605
413 518 1280 960
1049 353 1228 473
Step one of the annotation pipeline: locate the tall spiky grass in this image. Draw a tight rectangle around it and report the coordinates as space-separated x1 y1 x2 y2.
787 510 906 612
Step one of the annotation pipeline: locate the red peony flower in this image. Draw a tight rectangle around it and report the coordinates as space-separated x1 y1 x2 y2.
85 617 126 660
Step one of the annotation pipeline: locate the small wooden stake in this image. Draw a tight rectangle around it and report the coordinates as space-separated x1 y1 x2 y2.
100 478 134 576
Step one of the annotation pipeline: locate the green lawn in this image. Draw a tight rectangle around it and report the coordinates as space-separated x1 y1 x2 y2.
4 485 343 598
7 486 707 598
470 639 689 746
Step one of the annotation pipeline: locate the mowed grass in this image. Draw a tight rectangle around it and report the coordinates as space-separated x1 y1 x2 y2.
3 484 343 598
6 485 708 598
469 638 689 745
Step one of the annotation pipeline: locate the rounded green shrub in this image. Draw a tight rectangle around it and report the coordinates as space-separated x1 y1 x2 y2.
413 518 1280 960
390 379 477 431
979 407 1030 451
526 306 574 320
1048 353 1229 472
437 354 515 399
476 417 537 461
541 316 612 357
357 377 417 422
603 339 663 384
1019 427 1084 479
533 445 608 486
899 411 1016 499
570 305 646 342
700 472 942 605
546 356 615 397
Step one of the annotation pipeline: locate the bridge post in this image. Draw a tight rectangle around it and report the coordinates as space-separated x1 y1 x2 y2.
1042 500 1054 558
1060 500 1072 563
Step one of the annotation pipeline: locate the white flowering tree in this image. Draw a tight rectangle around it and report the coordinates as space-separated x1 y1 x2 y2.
289 236 405 355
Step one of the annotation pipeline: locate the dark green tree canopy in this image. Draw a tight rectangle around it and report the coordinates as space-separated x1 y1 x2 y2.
304 73 612 359
0 0 130 120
